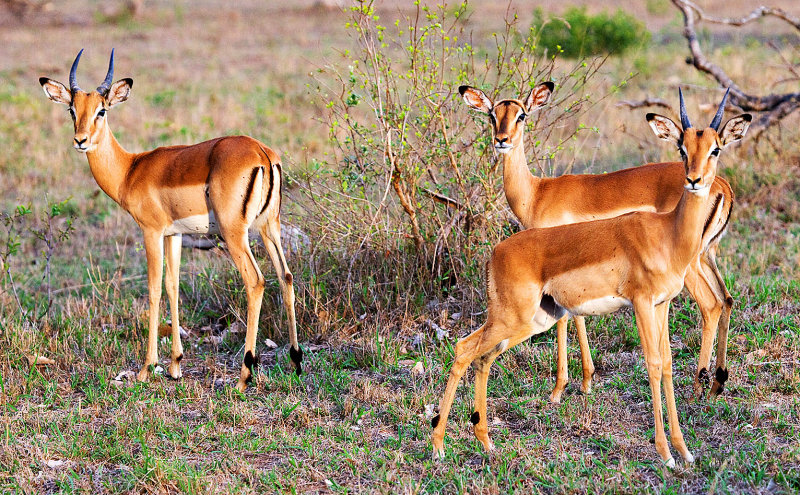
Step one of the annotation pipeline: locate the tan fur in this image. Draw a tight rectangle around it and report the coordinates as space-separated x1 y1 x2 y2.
40 56 299 391
433 100 750 465
461 84 736 401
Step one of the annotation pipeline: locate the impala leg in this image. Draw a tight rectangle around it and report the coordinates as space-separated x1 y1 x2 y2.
633 300 673 467
705 251 733 397
164 234 184 379
657 300 693 463
259 220 302 375
574 316 595 394
138 231 165 382
549 316 569 403
684 260 722 398
224 229 266 393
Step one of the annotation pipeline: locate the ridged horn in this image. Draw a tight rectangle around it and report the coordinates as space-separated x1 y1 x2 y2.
679 87 691 130
709 87 730 131
97 48 115 96
69 49 84 92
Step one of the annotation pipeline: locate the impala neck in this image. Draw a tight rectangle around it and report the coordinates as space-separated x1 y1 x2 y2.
85 125 134 205
670 188 709 268
501 139 539 226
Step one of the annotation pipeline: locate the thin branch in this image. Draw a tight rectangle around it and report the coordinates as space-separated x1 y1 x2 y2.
616 98 673 111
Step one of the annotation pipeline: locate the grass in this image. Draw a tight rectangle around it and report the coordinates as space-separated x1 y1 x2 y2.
1 0 800 493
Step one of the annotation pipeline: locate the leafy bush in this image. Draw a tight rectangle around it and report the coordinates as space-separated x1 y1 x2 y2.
301 0 615 315
532 7 651 59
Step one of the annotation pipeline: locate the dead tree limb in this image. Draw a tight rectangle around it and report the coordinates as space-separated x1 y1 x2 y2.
671 0 800 139
616 98 673 112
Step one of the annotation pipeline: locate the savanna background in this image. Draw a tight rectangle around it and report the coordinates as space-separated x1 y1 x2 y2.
1 0 798 493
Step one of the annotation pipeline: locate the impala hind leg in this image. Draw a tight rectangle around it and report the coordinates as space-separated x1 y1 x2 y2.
164 234 184 379
432 320 517 460
657 301 693 463
223 228 266 393
633 300 673 467
258 219 302 375
138 231 165 382
684 260 723 397
705 251 733 397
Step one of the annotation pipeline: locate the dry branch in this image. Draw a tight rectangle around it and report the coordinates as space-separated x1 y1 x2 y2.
617 98 673 111
669 0 800 138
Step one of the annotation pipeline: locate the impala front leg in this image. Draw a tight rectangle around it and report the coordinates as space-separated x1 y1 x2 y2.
657 301 694 463
633 300 673 467
138 230 165 382
164 234 183 379
550 316 569 403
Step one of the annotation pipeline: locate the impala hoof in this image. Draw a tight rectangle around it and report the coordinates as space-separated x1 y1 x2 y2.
581 381 593 394
549 390 563 404
432 446 445 462
664 457 676 469
235 379 248 393
684 451 695 464
168 362 182 380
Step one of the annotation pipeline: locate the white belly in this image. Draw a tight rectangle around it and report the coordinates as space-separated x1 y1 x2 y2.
165 213 220 236
569 296 631 316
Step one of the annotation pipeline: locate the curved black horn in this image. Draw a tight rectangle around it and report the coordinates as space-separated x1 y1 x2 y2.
679 87 691 130
709 87 730 131
97 48 115 96
69 49 84 92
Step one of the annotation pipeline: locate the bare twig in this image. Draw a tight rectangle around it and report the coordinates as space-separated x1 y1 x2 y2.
616 98 673 111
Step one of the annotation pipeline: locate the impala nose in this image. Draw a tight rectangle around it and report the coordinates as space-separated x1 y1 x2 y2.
74 135 88 151
686 176 701 189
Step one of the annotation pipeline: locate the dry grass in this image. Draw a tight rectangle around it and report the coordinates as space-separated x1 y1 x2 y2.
1 1 799 493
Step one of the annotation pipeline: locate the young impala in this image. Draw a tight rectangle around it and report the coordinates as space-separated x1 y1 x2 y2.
40 50 302 391
460 83 734 400
433 90 750 466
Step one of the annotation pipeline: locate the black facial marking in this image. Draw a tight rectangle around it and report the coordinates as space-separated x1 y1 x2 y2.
290 346 303 376
431 414 440 428
470 411 480 425
242 167 261 218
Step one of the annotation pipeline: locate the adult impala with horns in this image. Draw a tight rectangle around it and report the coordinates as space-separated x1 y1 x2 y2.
433 89 750 466
39 50 302 391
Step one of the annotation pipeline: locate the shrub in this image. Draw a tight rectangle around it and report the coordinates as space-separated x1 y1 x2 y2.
301 0 615 317
532 7 651 59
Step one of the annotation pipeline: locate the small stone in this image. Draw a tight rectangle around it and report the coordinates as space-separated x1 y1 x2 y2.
264 338 278 349
412 361 425 375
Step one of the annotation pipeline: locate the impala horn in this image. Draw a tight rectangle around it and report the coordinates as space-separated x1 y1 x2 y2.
69 49 84 93
679 87 691 130
97 48 115 96
709 87 730 131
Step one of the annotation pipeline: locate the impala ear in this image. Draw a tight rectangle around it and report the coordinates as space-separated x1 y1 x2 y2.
39 77 72 105
646 113 682 145
523 81 554 112
719 114 752 147
459 85 493 113
106 78 133 108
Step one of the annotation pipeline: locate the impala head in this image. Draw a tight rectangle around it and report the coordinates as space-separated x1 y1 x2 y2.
39 49 133 153
647 88 751 195
459 82 554 154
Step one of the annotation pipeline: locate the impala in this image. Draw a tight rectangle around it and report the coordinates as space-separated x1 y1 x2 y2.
432 89 750 466
460 83 734 400
40 50 302 391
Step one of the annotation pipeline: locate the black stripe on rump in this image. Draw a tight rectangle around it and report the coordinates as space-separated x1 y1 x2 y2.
242 167 263 218
701 193 723 241
708 197 733 246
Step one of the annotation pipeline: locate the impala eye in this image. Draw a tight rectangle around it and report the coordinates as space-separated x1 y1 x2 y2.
489 113 496 125
97 108 106 118
517 113 527 123
710 148 720 157
68 107 75 119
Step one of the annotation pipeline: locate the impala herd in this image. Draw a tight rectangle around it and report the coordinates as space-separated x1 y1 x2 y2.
40 50 751 467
